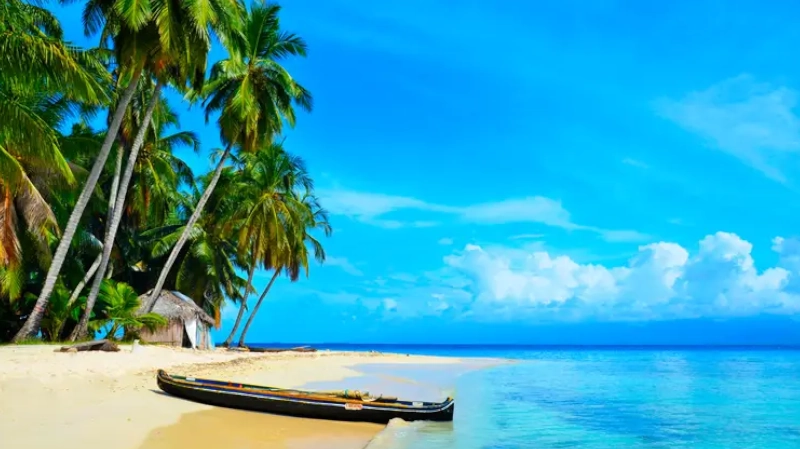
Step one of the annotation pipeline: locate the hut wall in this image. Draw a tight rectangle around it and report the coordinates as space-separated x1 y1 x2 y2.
196 323 210 350
139 319 184 346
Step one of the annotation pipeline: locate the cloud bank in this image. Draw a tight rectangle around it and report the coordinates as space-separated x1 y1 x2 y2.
441 232 799 322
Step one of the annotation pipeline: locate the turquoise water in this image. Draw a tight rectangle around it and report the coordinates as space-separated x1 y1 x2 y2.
350 348 800 449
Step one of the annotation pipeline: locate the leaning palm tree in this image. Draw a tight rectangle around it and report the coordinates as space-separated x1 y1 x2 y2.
141 175 248 324
220 142 313 346
10 0 152 341
143 0 312 313
236 192 330 347
1 3 108 299
66 0 244 341
13 0 244 342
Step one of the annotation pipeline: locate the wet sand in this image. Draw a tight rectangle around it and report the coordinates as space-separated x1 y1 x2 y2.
139 408 383 449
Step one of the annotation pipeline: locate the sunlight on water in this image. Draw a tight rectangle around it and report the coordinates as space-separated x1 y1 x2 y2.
362 350 800 449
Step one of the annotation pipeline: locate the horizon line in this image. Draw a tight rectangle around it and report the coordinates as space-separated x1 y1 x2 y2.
237 342 800 349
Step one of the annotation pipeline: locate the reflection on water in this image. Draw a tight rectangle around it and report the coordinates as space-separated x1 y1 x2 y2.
137 407 382 449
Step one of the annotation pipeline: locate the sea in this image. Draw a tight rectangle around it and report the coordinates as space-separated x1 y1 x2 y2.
252 344 800 449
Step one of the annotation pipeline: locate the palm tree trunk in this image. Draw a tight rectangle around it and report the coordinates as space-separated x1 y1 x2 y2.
143 142 235 313
104 143 126 280
222 264 256 347
237 269 280 348
55 144 124 339
12 68 143 343
68 81 162 342
67 254 102 308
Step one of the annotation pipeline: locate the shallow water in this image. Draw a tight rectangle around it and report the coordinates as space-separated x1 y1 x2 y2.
358 349 800 449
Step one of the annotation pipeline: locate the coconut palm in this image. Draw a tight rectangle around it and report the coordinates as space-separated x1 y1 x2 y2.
144 0 312 312
66 0 244 341
0 88 98 302
0 0 109 104
237 192 330 346
219 142 312 346
141 179 248 325
10 1 150 341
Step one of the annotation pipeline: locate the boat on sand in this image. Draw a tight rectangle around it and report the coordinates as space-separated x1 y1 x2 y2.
155 370 455 424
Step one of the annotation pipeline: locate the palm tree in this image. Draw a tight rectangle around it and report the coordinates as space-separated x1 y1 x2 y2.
94 280 166 340
126 100 198 229
142 177 248 324
66 0 244 341
220 142 313 346
0 0 109 104
69 80 163 340
144 0 312 313
0 2 108 301
10 0 149 341
237 192 330 346
13 0 244 342
0 88 98 302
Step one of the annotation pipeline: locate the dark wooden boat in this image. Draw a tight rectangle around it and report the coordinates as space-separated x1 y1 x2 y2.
156 370 454 424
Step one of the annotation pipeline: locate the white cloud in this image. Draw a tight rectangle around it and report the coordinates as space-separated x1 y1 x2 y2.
438 237 454 245
443 231 800 321
657 74 800 183
319 187 648 242
324 256 364 276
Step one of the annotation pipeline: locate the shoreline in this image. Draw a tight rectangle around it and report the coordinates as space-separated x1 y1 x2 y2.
0 344 502 449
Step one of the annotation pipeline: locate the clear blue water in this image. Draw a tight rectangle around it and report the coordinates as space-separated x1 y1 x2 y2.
252 345 800 448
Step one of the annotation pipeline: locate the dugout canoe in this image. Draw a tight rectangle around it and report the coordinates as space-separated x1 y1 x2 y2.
155 370 455 424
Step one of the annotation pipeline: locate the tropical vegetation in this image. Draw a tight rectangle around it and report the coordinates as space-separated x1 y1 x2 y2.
0 0 329 345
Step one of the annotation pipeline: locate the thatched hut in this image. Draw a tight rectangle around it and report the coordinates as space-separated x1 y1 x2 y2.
137 290 214 350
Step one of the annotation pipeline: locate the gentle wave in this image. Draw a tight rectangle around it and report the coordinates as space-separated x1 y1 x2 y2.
363 419 430 449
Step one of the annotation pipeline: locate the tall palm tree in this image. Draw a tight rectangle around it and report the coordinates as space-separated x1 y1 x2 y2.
13 0 244 342
66 0 244 341
144 0 312 312
142 173 248 324
11 0 150 341
220 142 313 346
1 3 108 300
237 192 330 346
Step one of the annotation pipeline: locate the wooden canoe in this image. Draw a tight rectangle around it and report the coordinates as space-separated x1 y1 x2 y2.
155 370 455 424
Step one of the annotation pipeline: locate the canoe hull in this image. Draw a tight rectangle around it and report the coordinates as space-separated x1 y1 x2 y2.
156 371 454 424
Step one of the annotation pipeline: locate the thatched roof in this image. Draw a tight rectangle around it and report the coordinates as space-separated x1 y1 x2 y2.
138 290 214 326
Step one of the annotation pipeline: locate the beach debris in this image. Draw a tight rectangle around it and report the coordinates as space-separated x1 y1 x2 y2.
58 339 120 353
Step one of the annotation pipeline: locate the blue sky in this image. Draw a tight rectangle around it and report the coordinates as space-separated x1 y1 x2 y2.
53 0 800 344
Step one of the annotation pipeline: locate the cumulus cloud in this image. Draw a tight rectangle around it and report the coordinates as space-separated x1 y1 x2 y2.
443 232 800 321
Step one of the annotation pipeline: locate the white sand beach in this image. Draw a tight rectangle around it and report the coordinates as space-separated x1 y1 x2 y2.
0 345 467 449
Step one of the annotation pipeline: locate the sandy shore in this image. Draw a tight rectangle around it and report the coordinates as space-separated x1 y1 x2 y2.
0 344 470 449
